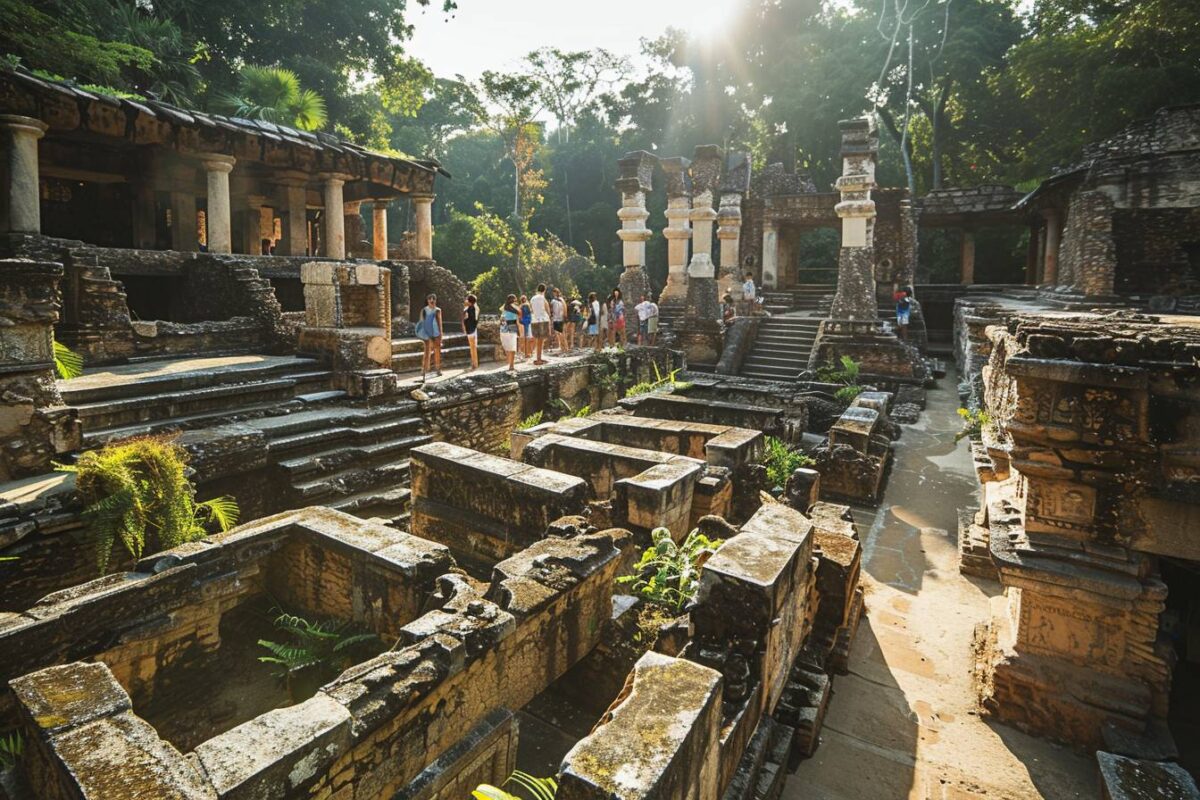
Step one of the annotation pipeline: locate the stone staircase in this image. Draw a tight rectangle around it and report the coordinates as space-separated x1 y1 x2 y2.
245 402 432 524
739 315 823 382
762 284 834 315
391 332 475 373
655 297 686 341
58 355 337 447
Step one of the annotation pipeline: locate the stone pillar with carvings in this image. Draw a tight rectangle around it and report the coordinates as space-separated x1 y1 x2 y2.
321 174 349 259
412 194 434 260
659 156 691 302
615 151 656 305
0 115 47 235
808 117 922 380
201 155 235 254
717 152 751 299
675 145 725 366
372 200 389 261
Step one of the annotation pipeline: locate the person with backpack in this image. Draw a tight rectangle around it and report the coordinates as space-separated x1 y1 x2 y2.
416 293 443 379
519 294 533 360
587 291 602 351
461 294 479 371
500 294 520 373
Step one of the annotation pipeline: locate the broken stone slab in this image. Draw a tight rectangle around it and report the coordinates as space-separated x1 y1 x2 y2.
613 460 703 542
1097 751 1199 800
558 651 723 800
828 406 879 454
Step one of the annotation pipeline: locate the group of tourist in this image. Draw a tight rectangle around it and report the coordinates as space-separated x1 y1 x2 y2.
415 286 662 378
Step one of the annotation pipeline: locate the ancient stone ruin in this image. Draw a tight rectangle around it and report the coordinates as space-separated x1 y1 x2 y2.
0 60 1198 800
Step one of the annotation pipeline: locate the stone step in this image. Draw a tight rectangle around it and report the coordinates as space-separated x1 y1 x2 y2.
58 356 325 405
391 333 470 355
292 458 414 502
743 354 807 369
268 417 424 456
280 435 432 481
328 486 412 524
81 399 306 448
245 402 419 439
391 345 475 372
71 378 304 431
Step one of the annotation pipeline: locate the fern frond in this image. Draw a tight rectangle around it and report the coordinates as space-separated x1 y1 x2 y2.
507 772 557 800
196 496 240 531
53 339 84 380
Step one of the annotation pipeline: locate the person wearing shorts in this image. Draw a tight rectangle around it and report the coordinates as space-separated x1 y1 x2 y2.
530 283 551 365
895 287 912 340
500 295 520 372
567 298 582 350
519 295 533 359
550 288 566 352
462 294 479 371
635 293 653 344
611 288 627 347
587 291 601 351
647 296 659 345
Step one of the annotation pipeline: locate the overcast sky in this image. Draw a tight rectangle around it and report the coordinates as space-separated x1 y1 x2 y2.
403 0 737 79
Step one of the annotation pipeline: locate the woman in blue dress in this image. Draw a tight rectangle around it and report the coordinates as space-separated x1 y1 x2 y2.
417 293 443 378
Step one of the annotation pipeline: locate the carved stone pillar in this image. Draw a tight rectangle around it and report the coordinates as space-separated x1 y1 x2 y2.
1041 208 1061 286
275 172 309 257
761 222 779 291
676 145 725 366
717 152 750 298
200 155 235 254
960 228 976 285
321 174 348 259
0 115 47 235
660 156 691 302
412 194 434 260
616 150 656 304
372 200 389 261
808 117 922 380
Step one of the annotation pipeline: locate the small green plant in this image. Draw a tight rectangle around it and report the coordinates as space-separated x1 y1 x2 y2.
53 338 84 380
257 611 381 679
473 771 558 800
762 436 814 488
516 411 544 430
0 730 22 771
617 527 723 614
624 363 692 399
956 406 992 442
816 355 863 403
58 436 239 572
553 399 592 419
834 384 864 403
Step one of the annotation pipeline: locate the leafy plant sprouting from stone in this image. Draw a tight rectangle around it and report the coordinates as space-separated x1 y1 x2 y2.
0 730 22 771
473 770 558 800
57 436 239 572
257 611 382 682
763 436 814 489
816 355 864 403
955 406 992 442
52 337 83 380
516 410 544 430
554 398 591 419
623 363 692 400
617 527 723 614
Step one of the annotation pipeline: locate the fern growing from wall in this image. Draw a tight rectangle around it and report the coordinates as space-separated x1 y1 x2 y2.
58 436 239 572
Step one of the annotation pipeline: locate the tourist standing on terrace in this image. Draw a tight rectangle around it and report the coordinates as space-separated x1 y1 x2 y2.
646 294 660 345
550 287 567 353
567 296 583 351
587 291 602 351
519 295 533 360
635 294 653 345
417 293 443 379
598 292 609 347
611 288 627 348
722 293 736 327
530 283 550 365
501 294 520 373
461 294 479 371
895 287 912 340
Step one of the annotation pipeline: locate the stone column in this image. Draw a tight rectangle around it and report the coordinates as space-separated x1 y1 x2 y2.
200 155 235 254
321 174 348 259
828 117 879 322
412 194 434 260
616 151 656 303
960 228 976 285
761 222 780 291
717 152 751 297
0 115 48 234
344 199 364 256
676 145 725 366
372 200 389 261
660 156 691 302
131 182 158 250
274 173 309 257
1024 223 1039 286
237 193 267 255
1041 208 1061 286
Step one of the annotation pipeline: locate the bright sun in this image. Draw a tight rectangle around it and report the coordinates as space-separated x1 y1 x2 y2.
682 2 736 41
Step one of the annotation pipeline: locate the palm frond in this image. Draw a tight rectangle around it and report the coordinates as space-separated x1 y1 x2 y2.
53 339 84 379
507 772 557 800
196 496 239 531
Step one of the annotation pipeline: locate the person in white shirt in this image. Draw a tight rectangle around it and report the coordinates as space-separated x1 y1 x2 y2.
647 296 660 345
634 294 654 345
529 283 551 365
587 291 602 351
743 272 763 311
550 288 566 352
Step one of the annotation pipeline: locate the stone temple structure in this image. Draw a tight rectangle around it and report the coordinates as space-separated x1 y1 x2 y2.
2 53 1200 800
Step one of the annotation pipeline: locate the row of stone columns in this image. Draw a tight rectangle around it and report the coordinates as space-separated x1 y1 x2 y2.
0 113 435 262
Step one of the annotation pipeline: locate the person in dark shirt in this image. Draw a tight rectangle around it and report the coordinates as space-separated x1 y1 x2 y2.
895 287 913 340
462 294 479 371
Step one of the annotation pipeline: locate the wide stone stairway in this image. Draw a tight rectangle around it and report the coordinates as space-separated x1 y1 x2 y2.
392 331 474 373
57 353 433 524
739 314 823 381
